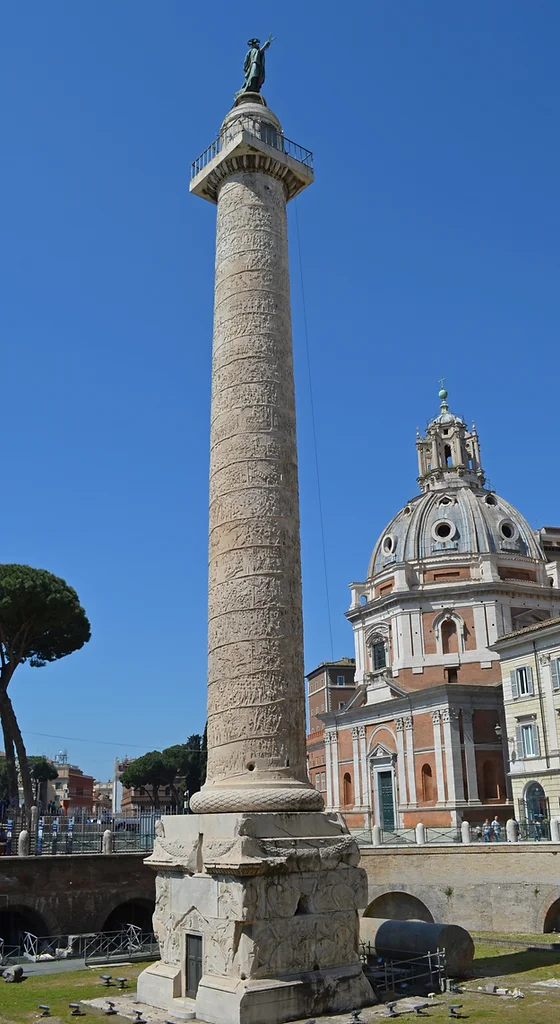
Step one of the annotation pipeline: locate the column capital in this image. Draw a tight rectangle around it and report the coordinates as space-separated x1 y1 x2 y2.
431 710 441 725
395 717 404 732
351 727 359 740
358 725 366 739
404 714 413 731
441 708 452 724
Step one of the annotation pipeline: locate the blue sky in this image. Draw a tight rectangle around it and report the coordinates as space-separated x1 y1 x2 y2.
1 3 559 781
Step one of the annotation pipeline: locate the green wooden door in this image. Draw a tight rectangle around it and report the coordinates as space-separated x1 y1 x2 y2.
378 770 395 830
187 933 202 997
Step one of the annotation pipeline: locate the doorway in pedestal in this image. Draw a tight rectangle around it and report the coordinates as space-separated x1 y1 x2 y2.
186 933 202 998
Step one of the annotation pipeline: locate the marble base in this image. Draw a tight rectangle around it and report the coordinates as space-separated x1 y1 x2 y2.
137 811 375 1024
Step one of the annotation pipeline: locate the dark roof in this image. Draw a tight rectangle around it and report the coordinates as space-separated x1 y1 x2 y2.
492 616 560 645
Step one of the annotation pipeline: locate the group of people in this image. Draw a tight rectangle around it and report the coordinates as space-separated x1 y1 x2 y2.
473 816 503 842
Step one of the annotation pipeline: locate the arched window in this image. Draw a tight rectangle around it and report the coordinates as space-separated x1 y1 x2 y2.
421 763 434 802
444 443 452 467
343 772 353 807
441 618 458 655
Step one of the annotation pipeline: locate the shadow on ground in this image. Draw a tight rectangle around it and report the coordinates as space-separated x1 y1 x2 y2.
473 947 560 979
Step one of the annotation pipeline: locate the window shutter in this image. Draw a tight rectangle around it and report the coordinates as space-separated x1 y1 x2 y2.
532 724 541 757
552 659 560 691
511 670 519 699
515 726 523 757
526 664 534 695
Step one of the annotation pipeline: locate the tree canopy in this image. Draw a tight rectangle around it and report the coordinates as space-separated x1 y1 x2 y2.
120 732 207 809
0 564 90 811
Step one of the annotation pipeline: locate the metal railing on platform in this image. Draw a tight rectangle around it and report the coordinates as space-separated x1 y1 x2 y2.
191 116 313 179
0 925 158 967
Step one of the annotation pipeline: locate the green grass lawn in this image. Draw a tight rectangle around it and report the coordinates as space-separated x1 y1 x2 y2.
0 962 150 1024
2 944 560 1024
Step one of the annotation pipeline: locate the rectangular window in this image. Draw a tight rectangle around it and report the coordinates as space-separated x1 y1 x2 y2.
373 641 387 669
338 702 345 710
337 675 345 685
511 665 534 698
315 774 320 789
519 723 540 757
551 658 560 691
321 772 326 790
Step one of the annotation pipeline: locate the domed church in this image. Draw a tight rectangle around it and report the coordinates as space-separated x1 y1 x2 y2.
307 388 560 831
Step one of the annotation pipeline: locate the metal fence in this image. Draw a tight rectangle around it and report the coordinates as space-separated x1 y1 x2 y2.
360 941 448 995
0 808 184 857
353 826 461 847
191 115 313 179
0 924 158 967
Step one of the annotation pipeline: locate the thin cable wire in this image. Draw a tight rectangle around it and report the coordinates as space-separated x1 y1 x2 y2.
21 729 204 751
294 198 334 661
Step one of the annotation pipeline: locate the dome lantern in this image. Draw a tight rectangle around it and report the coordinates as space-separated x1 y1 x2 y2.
416 383 484 493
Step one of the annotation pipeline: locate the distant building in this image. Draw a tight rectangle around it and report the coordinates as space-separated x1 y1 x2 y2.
492 616 560 835
46 761 94 814
117 758 181 814
307 387 560 830
93 780 112 815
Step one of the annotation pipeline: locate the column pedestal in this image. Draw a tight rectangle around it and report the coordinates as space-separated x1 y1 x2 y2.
137 812 374 1024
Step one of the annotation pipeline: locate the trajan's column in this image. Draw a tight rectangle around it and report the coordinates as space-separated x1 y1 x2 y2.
138 40 373 1024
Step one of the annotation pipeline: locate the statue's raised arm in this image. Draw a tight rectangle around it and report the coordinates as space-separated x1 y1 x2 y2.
236 35 275 99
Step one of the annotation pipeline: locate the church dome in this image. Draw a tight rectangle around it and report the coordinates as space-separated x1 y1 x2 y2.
369 485 544 577
368 386 545 578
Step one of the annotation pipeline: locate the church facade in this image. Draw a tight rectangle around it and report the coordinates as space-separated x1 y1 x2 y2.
307 387 560 830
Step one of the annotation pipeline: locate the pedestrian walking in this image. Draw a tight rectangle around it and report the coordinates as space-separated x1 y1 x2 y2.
491 815 501 842
483 818 494 842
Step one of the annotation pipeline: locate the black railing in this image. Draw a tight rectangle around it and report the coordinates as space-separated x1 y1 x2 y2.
191 116 313 179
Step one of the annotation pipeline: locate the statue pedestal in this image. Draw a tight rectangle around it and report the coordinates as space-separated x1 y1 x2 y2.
137 812 375 1024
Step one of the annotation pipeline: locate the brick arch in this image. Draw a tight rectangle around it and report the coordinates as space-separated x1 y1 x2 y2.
0 900 60 940
536 890 560 933
367 725 397 755
363 890 434 922
92 888 155 933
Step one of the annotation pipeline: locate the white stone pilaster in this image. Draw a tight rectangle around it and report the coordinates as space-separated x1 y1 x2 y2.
432 710 445 803
404 714 417 805
472 604 488 651
461 708 480 803
331 732 340 810
351 727 362 807
359 726 370 818
442 708 462 806
325 732 333 810
395 717 408 806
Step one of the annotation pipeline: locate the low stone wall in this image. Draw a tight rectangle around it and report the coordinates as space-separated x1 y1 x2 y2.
0 853 154 935
360 844 560 933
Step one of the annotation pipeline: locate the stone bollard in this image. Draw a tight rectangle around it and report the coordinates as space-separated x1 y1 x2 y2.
372 824 382 847
461 821 471 845
30 805 38 835
415 823 426 846
17 829 30 857
506 818 519 843
102 829 113 854
550 818 560 843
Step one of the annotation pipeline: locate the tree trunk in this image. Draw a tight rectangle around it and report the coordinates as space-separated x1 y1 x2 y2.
1 693 34 812
0 698 19 806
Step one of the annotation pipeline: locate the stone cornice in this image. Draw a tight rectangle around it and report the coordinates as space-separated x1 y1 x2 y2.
346 579 560 621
